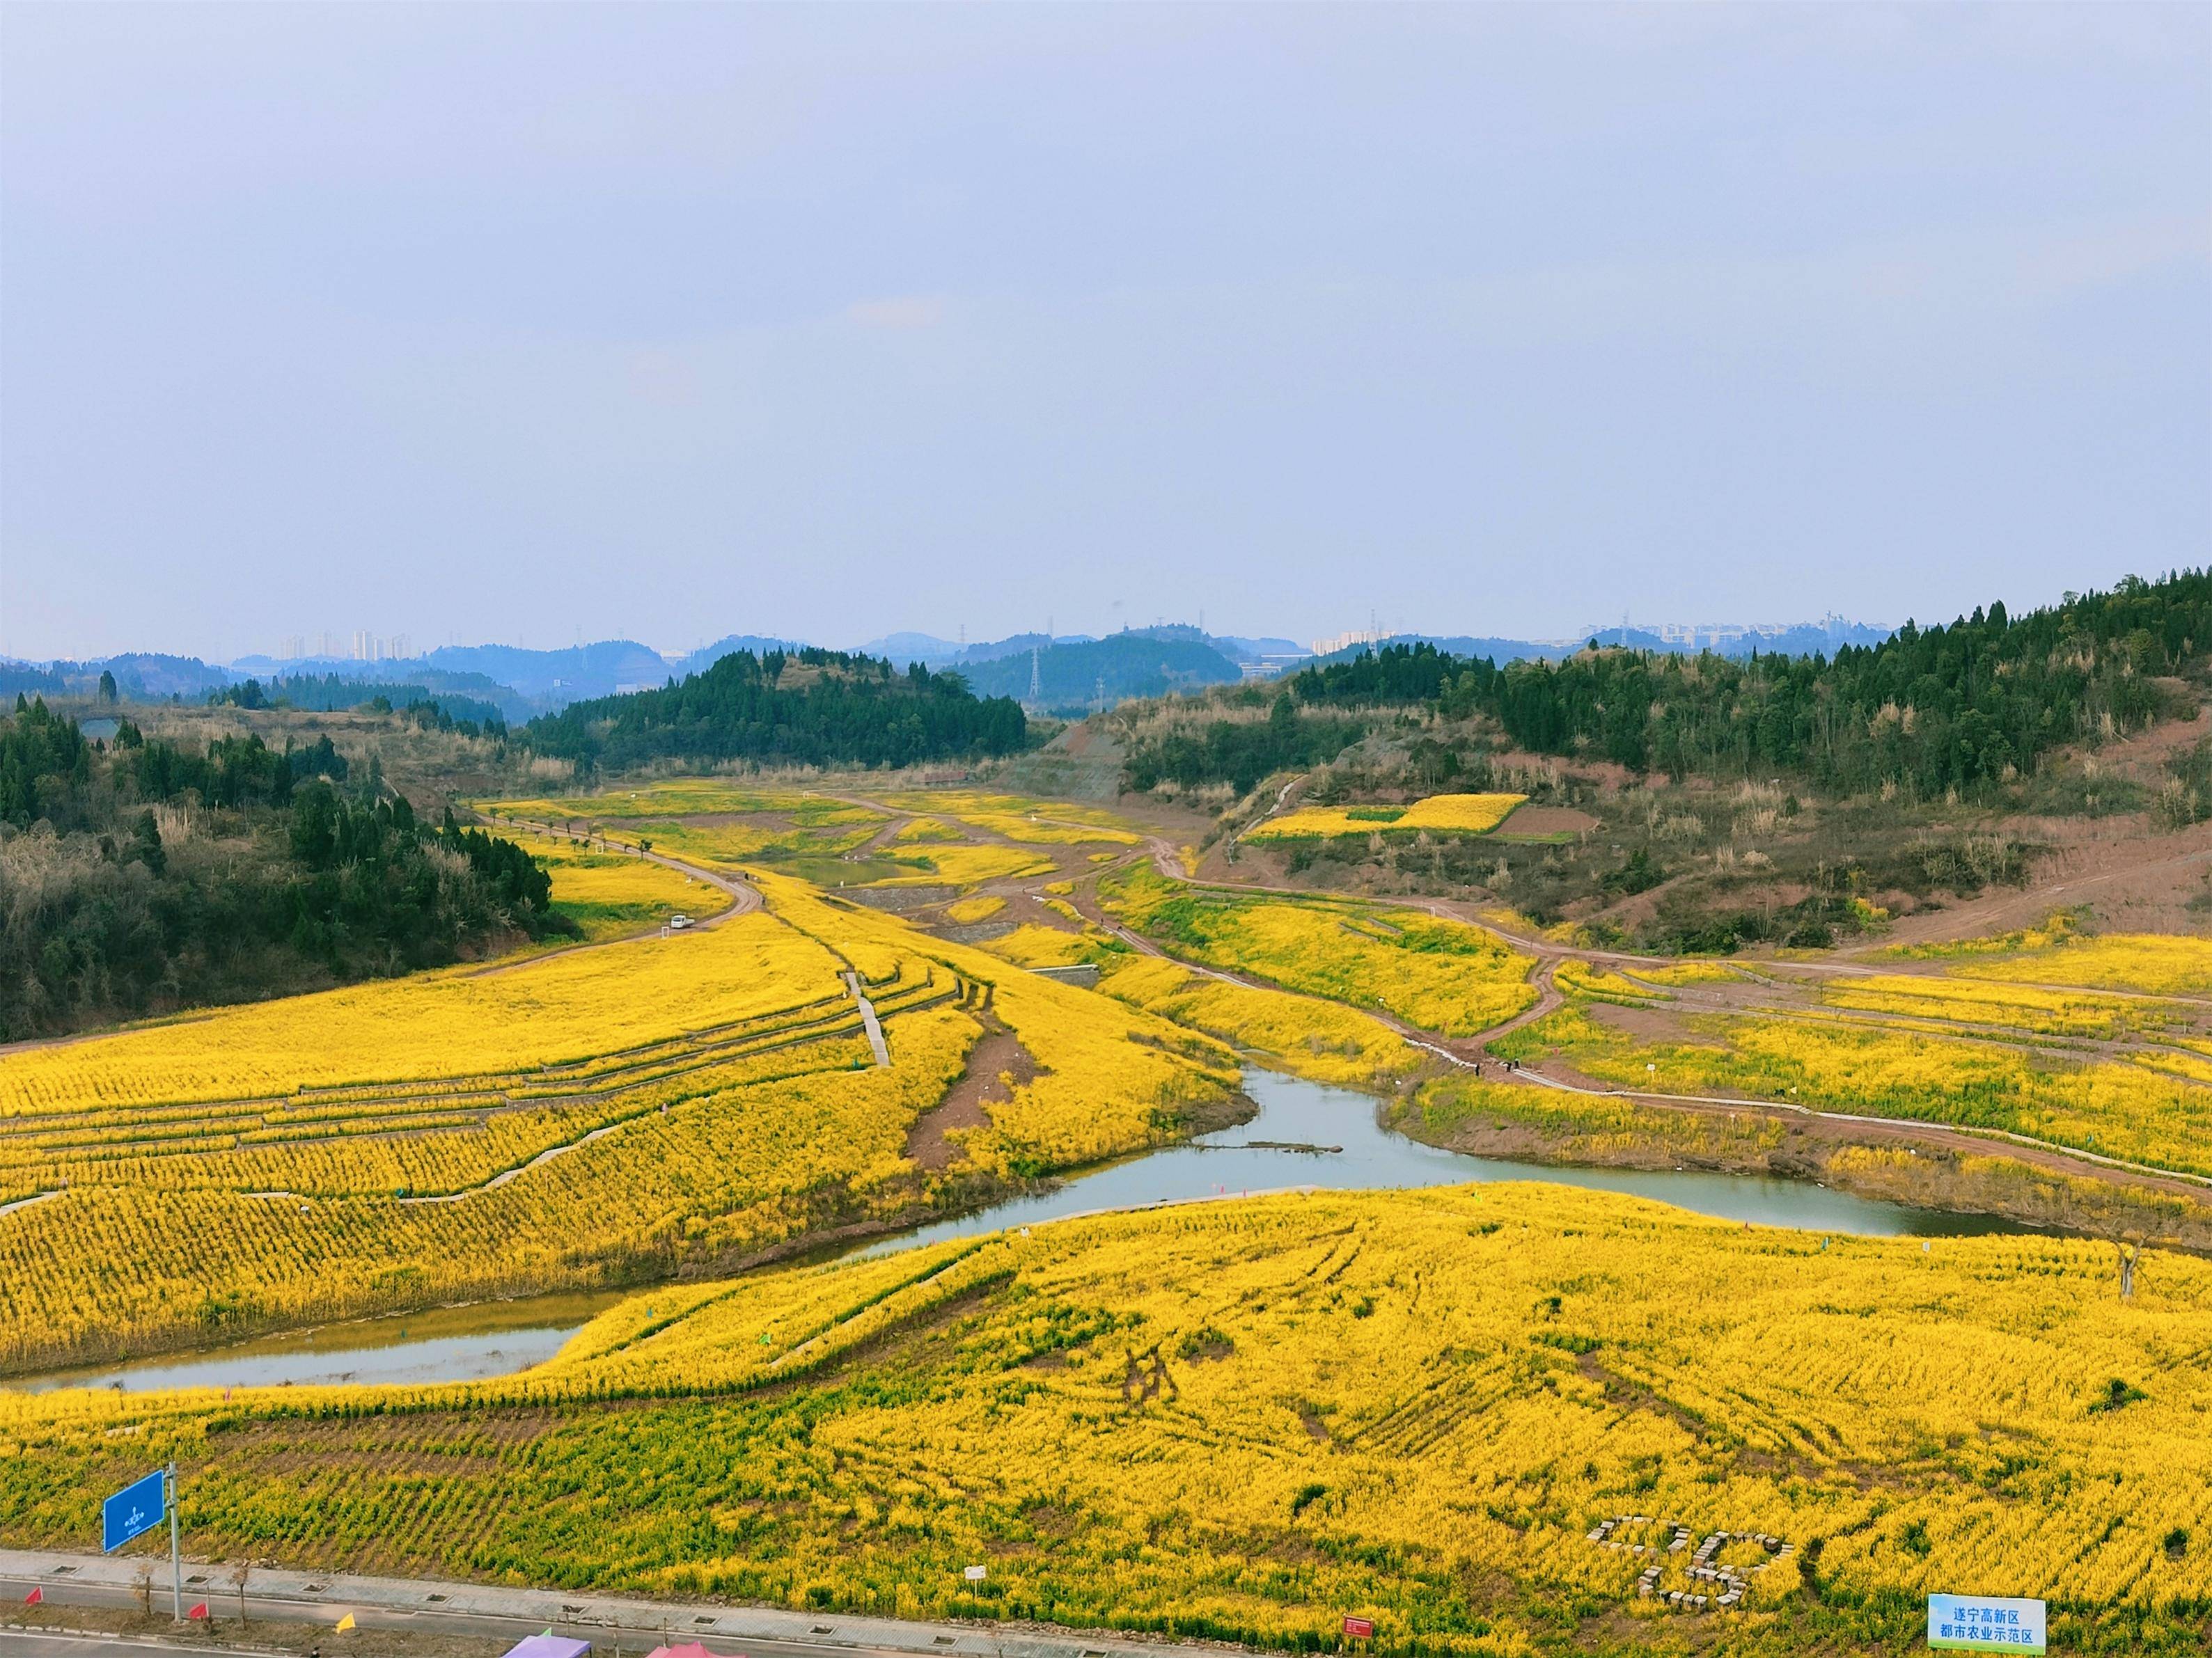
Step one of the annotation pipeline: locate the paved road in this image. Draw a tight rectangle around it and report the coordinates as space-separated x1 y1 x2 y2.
0 1636 287 1658
1 1638 265 1658
0 1551 1177 1658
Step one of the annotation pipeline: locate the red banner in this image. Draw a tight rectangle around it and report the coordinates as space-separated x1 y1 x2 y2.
1342 1616 1375 1639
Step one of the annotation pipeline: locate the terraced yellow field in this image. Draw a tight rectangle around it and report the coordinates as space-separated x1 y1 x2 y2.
0 870 1239 1371
3 1185 2203 1655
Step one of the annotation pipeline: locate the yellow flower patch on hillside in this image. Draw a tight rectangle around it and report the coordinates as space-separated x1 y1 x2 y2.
1246 792 1525 841
1497 1003 2212 1178
0 908 845 1116
1952 933 2212 997
508 832 725 940
1101 956 1426 1089
941 895 1006 925
975 924 1096 969
1104 867 1536 1036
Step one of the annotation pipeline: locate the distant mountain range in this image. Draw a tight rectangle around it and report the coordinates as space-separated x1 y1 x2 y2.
859 624 1304 672
3 615 1899 718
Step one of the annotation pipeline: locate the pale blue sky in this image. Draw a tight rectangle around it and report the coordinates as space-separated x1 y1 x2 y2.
3 3 2206 661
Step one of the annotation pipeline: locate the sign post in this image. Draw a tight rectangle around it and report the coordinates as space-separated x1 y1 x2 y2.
1928 1594 2046 1654
167 1463 182 1622
101 1464 182 1621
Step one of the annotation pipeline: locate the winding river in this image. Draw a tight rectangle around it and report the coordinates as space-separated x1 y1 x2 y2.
13 1071 2028 1395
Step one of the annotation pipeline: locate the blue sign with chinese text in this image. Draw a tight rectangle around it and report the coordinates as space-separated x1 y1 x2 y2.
1929 1595 2045 1653
102 1469 166 1554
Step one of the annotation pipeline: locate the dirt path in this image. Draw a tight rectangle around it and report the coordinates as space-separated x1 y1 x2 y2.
1507 1055 2212 1199
905 1016 1035 1171
460 813 760 979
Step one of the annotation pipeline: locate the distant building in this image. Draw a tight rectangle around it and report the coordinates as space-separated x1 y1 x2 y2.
1310 626 1386 656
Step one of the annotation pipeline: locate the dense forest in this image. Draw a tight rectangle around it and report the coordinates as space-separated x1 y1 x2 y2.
211 674 513 731
526 647 1029 773
1126 571 2209 798
0 697 566 1039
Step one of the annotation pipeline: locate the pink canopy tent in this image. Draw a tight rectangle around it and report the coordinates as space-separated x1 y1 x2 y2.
645 1645 739 1658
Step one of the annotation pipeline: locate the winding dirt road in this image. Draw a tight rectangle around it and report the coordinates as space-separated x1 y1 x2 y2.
461 812 761 979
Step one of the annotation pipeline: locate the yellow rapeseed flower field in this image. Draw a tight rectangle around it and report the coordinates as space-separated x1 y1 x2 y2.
2 1185 2202 1655
0 908 846 1116
1819 974 2190 1041
1104 867 1537 1036
485 780 882 826
1499 1000 2212 1178
975 924 1098 968
872 843 1056 888
1100 956 1428 1090
874 791 1143 845
510 830 727 939
0 864 1244 1370
942 895 1007 924
1950 933 2212 997
1246 793 1526 842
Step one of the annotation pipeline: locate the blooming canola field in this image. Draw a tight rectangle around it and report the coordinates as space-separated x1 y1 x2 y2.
0 866 1239 1371
6 775 2212 1657
1246 791 1527 841
1 1185 2204 1655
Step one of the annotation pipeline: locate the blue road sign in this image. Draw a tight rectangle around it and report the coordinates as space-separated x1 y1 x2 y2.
102 1469 166 1554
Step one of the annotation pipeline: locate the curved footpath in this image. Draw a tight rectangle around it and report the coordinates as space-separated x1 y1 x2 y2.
462 812 761 979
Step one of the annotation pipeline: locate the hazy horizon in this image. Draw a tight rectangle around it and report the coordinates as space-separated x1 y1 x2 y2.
5 4 2206 663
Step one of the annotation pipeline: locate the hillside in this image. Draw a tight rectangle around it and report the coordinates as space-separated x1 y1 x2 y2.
955 632 1244 711
524 647 1029 773
0 697 570 1038
1104 574 2212 952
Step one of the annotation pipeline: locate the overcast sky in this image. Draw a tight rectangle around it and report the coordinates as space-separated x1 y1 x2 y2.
3 3 2206 663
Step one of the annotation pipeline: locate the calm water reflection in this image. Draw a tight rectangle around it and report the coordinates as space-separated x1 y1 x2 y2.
14 1071 2027 1393
872 1068 2027 1254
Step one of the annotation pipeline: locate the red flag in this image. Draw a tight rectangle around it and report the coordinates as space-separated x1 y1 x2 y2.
23 1586 42 1605
189 1602 209 1620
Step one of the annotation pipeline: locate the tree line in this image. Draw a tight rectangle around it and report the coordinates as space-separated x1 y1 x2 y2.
0 697 567 1039
524 647 1029 773
1126 571 2207 797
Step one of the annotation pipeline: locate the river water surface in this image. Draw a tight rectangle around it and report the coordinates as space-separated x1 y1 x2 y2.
14 1070 2028 1394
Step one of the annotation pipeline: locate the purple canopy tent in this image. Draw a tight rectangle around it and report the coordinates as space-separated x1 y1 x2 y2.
499 1638 593 1658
